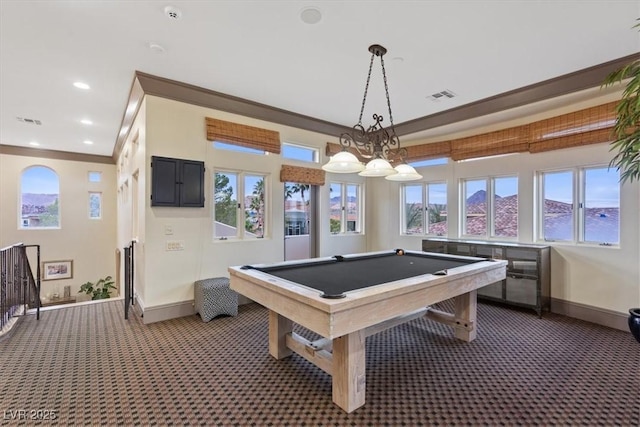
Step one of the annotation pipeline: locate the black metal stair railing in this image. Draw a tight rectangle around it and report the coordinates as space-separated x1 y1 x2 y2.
1 243 41 330
124 240 135 320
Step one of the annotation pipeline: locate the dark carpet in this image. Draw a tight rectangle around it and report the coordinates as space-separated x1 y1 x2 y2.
0 300 638 426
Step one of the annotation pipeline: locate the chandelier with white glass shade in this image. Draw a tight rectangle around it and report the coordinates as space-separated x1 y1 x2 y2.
322 44 422 182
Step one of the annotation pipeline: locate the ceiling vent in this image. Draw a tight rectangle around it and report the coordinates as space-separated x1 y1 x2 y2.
428 90 456 102
16 117 42 125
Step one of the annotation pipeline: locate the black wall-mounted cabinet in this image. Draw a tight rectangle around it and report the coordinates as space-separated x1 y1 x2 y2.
151 156 205 207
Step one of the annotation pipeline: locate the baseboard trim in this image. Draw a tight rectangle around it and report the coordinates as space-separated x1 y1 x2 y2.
551 298 629 332
141 300 195 324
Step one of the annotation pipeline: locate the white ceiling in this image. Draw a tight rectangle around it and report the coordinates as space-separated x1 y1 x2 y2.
1 1 638 157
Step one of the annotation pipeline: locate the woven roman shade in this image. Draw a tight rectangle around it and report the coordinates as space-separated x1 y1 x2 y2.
404 141 451 161
280 165 325 186
323 101 618 162
206 117 281 154
450 127 530 161
528 102 617 153
327 141 451 162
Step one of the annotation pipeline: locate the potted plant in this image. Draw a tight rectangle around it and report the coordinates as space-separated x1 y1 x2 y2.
602 19 640 342
602 19 640 184
79 275 116 300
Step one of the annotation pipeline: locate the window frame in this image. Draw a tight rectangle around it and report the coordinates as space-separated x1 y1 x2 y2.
213 169 269 241
460 174 519 240
537 165 620 246
89 192 102 219
19 165 61 230
400 181 448 236
329 181 363 235
281 142 319 163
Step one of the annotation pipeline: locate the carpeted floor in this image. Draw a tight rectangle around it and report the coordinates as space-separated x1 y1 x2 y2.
0 299 638 426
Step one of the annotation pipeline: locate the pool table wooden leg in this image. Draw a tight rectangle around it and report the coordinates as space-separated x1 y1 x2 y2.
332 329 366 413
454 290 477 342
268 310 293 359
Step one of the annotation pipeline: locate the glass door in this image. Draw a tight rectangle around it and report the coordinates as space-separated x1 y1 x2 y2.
284 183 316 261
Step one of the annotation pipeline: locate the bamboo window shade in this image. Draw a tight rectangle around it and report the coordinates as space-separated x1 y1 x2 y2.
206 117 281 154
450 127 530 161
527 102 617 153
280 165 325 186
403 141 451 161
325 141 451 162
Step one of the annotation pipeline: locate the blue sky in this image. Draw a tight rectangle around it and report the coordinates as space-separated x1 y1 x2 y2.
21 166 59 194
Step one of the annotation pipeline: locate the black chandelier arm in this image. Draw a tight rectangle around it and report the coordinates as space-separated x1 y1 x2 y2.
340 128 374 160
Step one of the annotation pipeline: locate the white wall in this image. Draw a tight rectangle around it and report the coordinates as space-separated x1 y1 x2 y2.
120 94 639 321
0 153 117 299
129 96 367 309
367 144 640 315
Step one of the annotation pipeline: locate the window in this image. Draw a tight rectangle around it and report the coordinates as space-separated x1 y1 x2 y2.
88 171 102 182
461 175 518 238
329 182 362 234
214 171 267 240
401 182 447 235
20 166 60 228
539 167 619 245
89 192 102 219
462 179 487 237
213 141 265 155
282 143 318 163
407 158 448 168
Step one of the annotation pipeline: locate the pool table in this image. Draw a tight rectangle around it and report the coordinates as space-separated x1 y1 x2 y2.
228 249 507 413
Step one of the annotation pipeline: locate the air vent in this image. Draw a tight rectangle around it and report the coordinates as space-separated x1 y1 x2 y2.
428 90 456 102
16 117 42 125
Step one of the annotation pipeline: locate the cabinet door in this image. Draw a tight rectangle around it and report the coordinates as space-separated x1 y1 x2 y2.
180 160 205 207
151 156 180 206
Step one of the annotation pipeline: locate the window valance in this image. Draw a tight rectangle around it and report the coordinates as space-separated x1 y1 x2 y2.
280 165 325 186
206 117 281 154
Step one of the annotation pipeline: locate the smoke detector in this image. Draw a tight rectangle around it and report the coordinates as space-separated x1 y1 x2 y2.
164 6 182 20
300 7 322 24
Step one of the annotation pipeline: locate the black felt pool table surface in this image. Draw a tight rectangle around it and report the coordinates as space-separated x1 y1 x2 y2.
251 251 482 297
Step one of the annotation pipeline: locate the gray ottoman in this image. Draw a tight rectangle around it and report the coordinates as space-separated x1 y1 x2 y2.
194 277 238 322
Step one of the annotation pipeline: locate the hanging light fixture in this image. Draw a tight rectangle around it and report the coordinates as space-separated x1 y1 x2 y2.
322 44 422 181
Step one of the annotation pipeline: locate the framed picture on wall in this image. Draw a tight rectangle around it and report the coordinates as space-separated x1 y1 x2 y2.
42 260 73 281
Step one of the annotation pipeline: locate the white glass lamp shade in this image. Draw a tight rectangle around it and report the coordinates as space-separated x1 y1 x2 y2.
358 158 397 177
385 163 423 181
322 151 365 173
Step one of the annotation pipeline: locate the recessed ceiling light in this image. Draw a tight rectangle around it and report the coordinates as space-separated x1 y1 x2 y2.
83 140 94 145
81 119 93 125
29 141 40 146
300 6 322 24
73 82 90 90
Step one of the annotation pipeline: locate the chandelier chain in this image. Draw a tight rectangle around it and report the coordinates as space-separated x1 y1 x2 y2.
357 52 376 126
380 54 395 131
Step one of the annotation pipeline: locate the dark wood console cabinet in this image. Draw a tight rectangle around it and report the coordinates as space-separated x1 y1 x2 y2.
422 238 550 317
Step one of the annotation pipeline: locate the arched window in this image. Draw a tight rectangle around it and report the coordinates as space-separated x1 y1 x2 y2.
20 166 60 228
